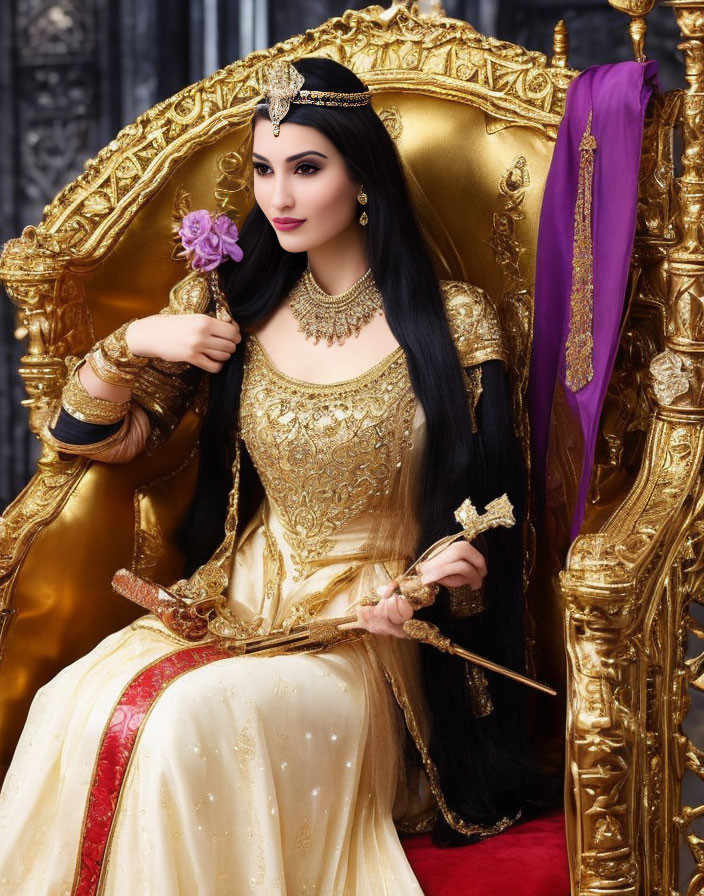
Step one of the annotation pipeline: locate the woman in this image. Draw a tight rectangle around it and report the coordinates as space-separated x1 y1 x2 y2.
0 57 536 894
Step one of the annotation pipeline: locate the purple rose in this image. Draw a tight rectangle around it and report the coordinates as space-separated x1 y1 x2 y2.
178 210 212 250
179 210 244 271
191 231 226 272
213 214 244 263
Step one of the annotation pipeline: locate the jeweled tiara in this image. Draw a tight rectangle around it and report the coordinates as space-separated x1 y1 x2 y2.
261 61 372 136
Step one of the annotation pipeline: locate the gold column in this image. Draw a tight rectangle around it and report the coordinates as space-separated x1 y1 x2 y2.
661 6 704 896
1 226 92 437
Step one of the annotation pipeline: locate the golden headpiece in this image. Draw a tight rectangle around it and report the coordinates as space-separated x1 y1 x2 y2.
261 61 372 136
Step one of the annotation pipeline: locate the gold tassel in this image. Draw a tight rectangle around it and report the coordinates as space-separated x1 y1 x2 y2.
565 109 597 392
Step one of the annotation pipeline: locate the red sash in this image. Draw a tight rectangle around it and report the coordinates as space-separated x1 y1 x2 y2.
71 644 231 896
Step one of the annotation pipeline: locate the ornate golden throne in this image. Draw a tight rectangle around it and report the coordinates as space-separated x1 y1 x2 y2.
1 1 703 892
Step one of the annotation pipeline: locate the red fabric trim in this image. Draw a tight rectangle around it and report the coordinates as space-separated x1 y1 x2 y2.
403 810 569 896
72 644 230 896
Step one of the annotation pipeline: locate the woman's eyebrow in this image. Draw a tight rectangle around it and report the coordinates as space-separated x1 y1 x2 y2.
252 150 328 163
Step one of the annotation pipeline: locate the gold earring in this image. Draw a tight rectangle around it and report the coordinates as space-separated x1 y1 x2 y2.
358 186 368 226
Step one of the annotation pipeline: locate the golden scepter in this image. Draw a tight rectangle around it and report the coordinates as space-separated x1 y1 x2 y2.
112 495 556 697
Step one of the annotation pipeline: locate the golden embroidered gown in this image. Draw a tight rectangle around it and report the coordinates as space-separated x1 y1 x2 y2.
0 280 506 895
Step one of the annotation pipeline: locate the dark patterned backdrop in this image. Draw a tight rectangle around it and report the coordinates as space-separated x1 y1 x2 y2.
0 0 684 511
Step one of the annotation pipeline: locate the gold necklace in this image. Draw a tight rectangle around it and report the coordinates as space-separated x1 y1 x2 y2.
289 267 384 345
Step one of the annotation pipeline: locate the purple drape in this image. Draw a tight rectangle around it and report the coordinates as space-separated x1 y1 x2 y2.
528 61 658 541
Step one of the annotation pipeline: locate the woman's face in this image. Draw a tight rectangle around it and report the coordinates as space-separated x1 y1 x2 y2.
252 117 361 253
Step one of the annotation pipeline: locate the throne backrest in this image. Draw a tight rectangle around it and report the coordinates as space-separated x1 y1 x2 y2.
0 7 575 775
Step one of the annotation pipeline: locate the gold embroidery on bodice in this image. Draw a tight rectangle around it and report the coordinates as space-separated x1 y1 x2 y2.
239 335 417 578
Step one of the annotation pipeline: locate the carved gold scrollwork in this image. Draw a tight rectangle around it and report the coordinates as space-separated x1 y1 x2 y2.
377 105 403 141
607 0 656 13
487 156 535 594
563 414 704 894
637 91 681 243
659 35 704 890
676 507 704 896
558 13 704 888
665 1 704 40
488 155 532 443
668 268 704 347
215 134 254 219
650 349 694 405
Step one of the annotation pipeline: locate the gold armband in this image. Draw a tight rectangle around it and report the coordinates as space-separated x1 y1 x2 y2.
87 348 138 387
62 364 130 425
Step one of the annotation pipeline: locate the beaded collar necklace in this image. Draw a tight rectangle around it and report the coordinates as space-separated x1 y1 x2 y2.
289 267 384 345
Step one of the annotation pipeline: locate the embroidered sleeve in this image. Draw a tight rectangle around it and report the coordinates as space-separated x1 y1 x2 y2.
159 269 215 316
42 270 219 457
441 280 507 369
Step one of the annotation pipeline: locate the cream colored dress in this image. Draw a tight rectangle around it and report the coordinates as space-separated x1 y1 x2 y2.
0 333 439 895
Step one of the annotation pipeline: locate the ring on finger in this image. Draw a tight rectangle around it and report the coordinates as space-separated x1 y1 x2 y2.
397 575 439 609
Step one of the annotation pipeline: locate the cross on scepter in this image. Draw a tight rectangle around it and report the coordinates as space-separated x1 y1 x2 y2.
341 494 556 696
392 494 517 607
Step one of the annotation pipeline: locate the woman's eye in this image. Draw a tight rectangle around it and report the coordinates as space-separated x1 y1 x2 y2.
295 162 319 176
252 161 319 177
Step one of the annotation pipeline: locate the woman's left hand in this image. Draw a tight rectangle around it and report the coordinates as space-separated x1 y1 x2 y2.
417 539 487 591
355 540 488 639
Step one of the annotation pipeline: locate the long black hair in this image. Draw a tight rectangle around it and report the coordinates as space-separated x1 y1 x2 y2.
182 56 545 840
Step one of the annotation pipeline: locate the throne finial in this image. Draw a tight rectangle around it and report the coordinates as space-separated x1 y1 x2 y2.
607 0 655 62
552 20 569 68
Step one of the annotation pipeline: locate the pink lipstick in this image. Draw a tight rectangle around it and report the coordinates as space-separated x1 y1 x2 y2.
273 217 305 231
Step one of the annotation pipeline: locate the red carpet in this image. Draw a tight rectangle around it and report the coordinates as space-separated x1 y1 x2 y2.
402 811 569 895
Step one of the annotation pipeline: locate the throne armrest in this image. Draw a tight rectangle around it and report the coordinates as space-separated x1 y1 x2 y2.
561 409 703 893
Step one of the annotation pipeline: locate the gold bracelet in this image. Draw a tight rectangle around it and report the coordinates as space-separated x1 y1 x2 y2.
100 320 149 368
44 416 131 456
62 365 130 424
87 347 141 388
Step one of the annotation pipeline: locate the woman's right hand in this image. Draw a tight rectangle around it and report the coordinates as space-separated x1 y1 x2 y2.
126 313 241 373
